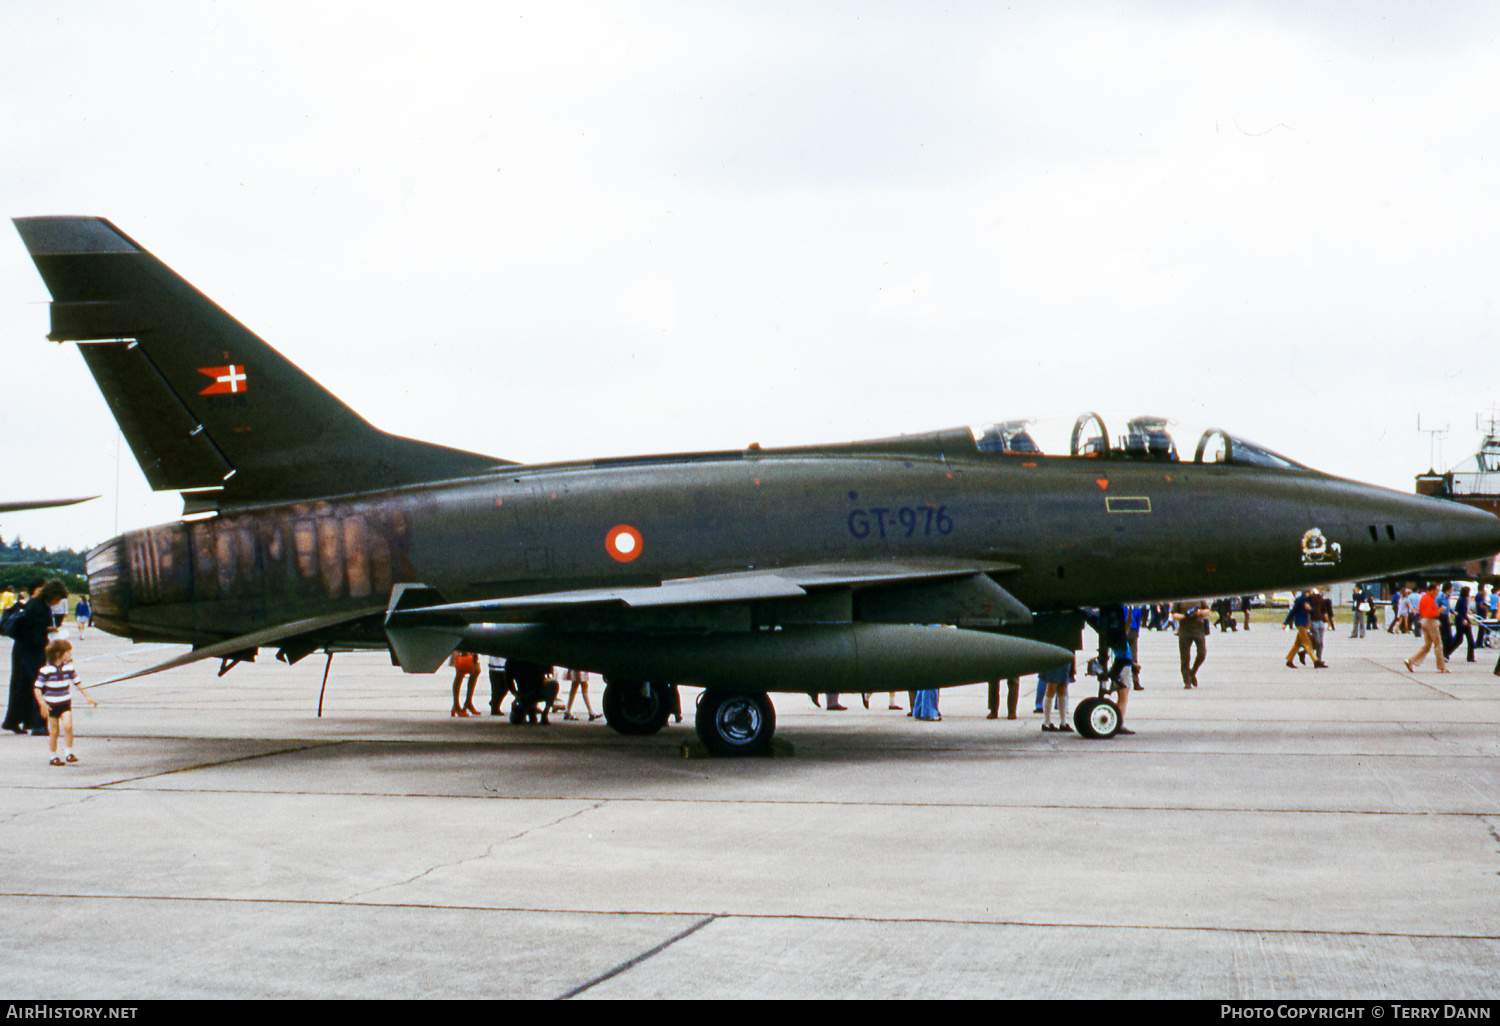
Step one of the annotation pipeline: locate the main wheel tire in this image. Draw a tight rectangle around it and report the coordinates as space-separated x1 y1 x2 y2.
695 690 775 757
602 679 672 736
1074 697 1120 739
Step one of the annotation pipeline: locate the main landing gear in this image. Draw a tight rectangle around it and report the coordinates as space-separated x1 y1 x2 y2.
601 679 672 735
695 690 776 757
600 680 778 756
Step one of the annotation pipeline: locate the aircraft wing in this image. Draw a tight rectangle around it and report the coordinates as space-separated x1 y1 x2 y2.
381 558 1033 673
399 557 1023 617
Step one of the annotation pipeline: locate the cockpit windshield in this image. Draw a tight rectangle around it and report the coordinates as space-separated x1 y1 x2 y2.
968 414 1310 470
1199 433 1307 470
976 420 1042 455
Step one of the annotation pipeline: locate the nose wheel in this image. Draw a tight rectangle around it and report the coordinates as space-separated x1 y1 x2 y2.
1074 696 1121 739
695 690 776 756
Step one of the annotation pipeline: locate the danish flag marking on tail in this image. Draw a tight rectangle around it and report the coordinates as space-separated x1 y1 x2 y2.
198 365 248 395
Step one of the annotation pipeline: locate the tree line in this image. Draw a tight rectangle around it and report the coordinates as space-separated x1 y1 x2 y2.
0 537 88 575
0 537 91 595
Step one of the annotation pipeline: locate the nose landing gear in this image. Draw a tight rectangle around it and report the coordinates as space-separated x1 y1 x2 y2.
1073 696 1121 739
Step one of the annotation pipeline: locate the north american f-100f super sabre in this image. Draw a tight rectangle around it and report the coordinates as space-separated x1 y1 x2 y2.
13 216 1500 754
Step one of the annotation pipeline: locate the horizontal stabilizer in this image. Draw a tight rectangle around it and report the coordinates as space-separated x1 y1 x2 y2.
13 216 512 504
85 606 382 686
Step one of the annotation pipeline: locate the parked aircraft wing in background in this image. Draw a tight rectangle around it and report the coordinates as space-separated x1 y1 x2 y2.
0 496 98 513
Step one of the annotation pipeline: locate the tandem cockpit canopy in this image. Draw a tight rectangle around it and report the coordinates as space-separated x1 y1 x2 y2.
975 420 1042 455
969 414 1310 470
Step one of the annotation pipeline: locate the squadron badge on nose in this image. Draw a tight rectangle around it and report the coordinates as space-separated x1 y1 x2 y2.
1301 528 1341 566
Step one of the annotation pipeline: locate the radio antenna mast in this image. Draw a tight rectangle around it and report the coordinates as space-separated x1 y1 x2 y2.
1418 414 1450 472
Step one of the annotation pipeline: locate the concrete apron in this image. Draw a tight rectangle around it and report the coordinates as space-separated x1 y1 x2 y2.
0 620 1496 998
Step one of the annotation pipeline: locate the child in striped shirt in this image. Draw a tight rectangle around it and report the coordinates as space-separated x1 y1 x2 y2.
33 639 97 766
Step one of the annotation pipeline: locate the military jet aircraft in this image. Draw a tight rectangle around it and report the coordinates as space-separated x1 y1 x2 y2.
13 215 1500 754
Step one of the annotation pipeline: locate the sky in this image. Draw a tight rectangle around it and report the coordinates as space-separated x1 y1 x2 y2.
1 1 1497 551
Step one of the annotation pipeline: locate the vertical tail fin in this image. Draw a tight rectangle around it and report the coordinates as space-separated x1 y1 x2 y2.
13 216 508 508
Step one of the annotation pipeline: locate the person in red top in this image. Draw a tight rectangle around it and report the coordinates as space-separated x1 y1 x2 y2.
449 649 481 716
1404 583 1449 673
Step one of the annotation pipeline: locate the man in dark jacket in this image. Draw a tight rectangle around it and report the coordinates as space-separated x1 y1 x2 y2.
1445 586 1474 662
4 579 64 735
1284 590 1325 669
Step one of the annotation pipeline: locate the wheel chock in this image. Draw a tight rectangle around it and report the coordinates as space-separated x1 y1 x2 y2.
679 737 795 758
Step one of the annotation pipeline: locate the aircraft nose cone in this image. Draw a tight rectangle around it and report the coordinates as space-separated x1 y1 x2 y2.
1455 503 1500 555
1316 479 1500 579
1421 499 1500 567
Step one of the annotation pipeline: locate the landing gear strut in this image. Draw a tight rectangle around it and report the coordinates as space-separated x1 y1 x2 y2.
695 689 775 756
601 679 672 736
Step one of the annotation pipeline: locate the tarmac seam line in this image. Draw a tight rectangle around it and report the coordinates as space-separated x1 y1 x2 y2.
89 740 345 787
0 792 101 827
1483 815 1500 876
556 916 718 999
1367 656 1460 698
342 801 608 903
0 892 1496 943
35 784 1500 818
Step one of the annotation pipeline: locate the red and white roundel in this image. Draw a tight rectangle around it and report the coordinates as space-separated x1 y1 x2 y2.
605 524 644 562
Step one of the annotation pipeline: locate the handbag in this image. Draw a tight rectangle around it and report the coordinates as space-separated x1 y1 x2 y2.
0 602 26 639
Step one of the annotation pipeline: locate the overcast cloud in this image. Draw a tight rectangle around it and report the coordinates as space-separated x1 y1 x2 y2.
1 1 1496 549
